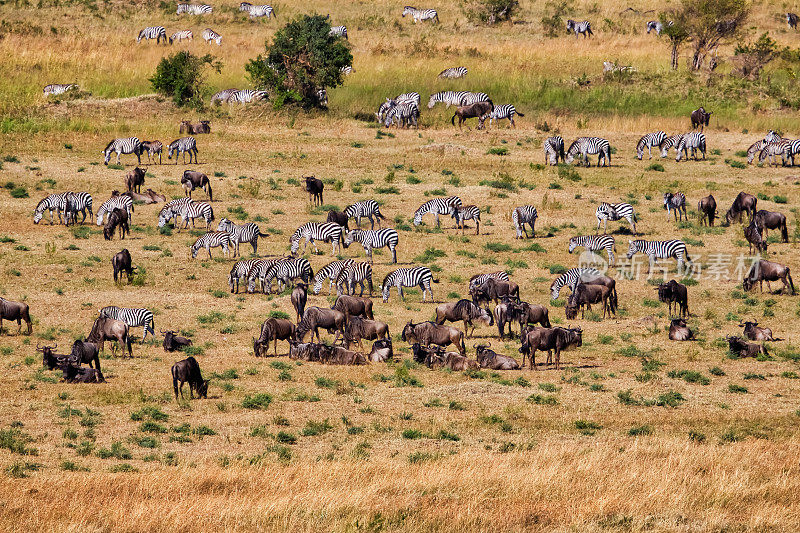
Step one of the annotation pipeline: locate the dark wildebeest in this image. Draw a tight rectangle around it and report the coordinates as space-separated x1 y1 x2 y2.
519 326 582 370
304 176 324 206
112 249 134 284
739 321 775 342
323 345 368 366
725 192 757 225
743 259 794 294
475 343 519 370
296 307 345 344
698 194 717 226
171 356 209 400
402 320 466 355
656 279 689 318
412 343 477 371
668 318 694 341
726 336 767 358
87 316 132 357
434 299 493 338
62 364 104 383
180 120 211 134
344 316 389 349
744 220 767 254
470 278 520 306
0 297 32 335
291 282 308 323
253 318 296 357
70 339 101 372
754 210 788 243
333 295 374 321
181 170 213 201
125 166 146 193
451 101 494 130
369 338 393 362
565 283 615 319
288 339 324 362
103 208 129 240
38 343 65 370
326 210 350 231
493 299 551 339
162 330 192 352
691 107 712 131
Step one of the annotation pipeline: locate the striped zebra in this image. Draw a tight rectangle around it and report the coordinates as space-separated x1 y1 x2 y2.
340 66 353 75
289 222 343 256
312 259 354 295
330 26 348 39
169 30 193 44
413 196 462 228
239 2 275 17
345 200 385 229
402 6 439 23
168 137 198 164
659 134 685 158
675 132 706 161
178 201 214 230
646 20 663 34
746 140 768 165
139 141 162 165
229 90 268 104
246 258 286 293
202 28 222 45
427 91 470 109
764 130 782 143
211 88 239 104
102 137 141 166
566 137 610 167
217 218 268 256
384 103 419 129
451 205 481 235
395 92 421 106
438 67 467 79
663 192 687 221
317 88 328 107
33 193 67 225
137 26 167 44
626 239 691 275
99 306 155 342
479 104 523 129
512 205 538 239
96 196 134 225
191 231 232 259
784 139 800 166
376 100 396 122
550 267 602 300
335 261 373 296
596 202 636 234
636 131 667 160
158 198 193 228
461 92 491 106
43 84 76 96
758 139 791 167
569 235 616 266
62 192 93 225
381 267 436 302
468 271 509 292
262 257 313 294
566 19 593 38
177 3 212 15
544 136 565 165
344 228 399 263
229 258 260 293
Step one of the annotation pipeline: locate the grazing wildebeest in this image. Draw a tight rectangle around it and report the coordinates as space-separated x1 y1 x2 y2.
332 295 374 321
656 279 689 318
162 330 193 352
744 220 767 254
369 338 393 362
344 316 389 349
171 356 209 400
326 210 349 231
691 107 712 131
739 321 775 342
291 282 307 323
402 320 466 355
743 259 795 294
103 208 129 240
668 318 694 341
470 278 520 306
253 318 296 357
434 299 493 338
565 283 615 319
125 167 146 193
181 170 213 201
112 249 134 284
475 343 519 370
0 297 32 335
179 120 211 134
519 326 582 370
304 176 324 206
87 316 132 357
296 307 345 344
493 299 551 339
726 336 767 358
70 339 101 372
698 194 717 226
451 101 494 130
754 210 788 243
725 192 757 225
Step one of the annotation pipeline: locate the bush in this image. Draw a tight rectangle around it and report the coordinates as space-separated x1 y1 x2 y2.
463 0 519 24
10 186 28 198
150 51 221 108
242 393 272 409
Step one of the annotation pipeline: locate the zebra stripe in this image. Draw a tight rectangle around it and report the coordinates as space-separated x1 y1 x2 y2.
217 218 266 256
262 257 313 293
62 192 93 225
663 192 687 221
137 26 167 44
566 137 610 167
381 266 435 302
202 28 222 45
395 92 421 106
170 30 193 44
102 137 141 166
96 196 134 226
468 271 509 292
451 205 481 235
479 104 523 129
566 19 593 38
596 202 636 234
746 140 767 165
758 139 791 167
330 26 347 39
427 91 470 108
99 306 155 341
168 137 198 164
659 134 685 158
33 192 90 225
246 258 285 293
344 228 399 263
550 267 602 300
341 66 353 75
239 2 274 17
784 139 800 165
626 239 691 274
636 131 667 160
158 198 193 228
178 201 214 230
764 130 782 144
313 259 354 295
229 258 260 293
33 193 66 225
569 235 616 266
413 196 462 227
345 200 385 229
402 6 439 23
290 222 343 256
229 90 268 104
544 136 565 165
675 132 706 161
512 205 537 238
335 261 374 297
461 92 491 106
646 20 663 34
43 84 77 96
177 3 212 15
211 88 239 104
191 231 232 259
384 102 419 128
438 67 467 79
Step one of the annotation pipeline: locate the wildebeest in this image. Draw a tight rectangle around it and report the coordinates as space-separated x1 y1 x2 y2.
698 194 717 226
412 343 476 371
326 210 349 231
434 299 493 338
519 326 582 370
323 345 368 365
725 192 757 225
565 283 615 319
296 307 345 344
668 318 694 341
475 343 519 370
304 176 324 206
470 278 520 306
451 101 494 130
744 220 767 254
743 259 794 294
0 297 32 335
369 338 393 362
38 343 65 370
291 282 307 323
70 339 101 372
181 170 213 201
691 107 712 131
125 167 146 193
179 120 211 134
332 295 374 321
171 356 209 400
754 210 788 243
288 339 324 362
62 364 104 383
739 321 775 342
726 336 767 358
103 208 129 240
87 316 132 357
163 330 193 352
344 316 389 349
253 318 296 357
493 299 550 339
145 189 166 203
112 249 134 284
402 320 466 355
656 279 689 318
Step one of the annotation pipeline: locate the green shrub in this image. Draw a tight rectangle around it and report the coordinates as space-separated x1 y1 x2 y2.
150 51 221 108
10 186 28 198
242 393 272 409
646 163 664 172
462 0 520 24
628 424 654 436
486 147 508 156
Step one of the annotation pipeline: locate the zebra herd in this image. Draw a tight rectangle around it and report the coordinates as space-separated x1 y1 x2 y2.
745 130 800 167
101 137 198 166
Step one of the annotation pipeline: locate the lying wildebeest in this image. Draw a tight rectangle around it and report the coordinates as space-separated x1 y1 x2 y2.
519 326 582 370
744 220 767 254
451 101 494 130
0 296 32 335
754 210 788 243
179 120 211 134
305 176 324 206
296 307 345 344
253 318 296 357
181 170 213 201
725 191 757 225
103 208 129 240
656 279 689 318
739 321 775 342
333 294 374 321
668 318 694 341
145 189 166 202
326 210 349 231
291 282 307 323
412 343 476 371
369 338 393 362
121 190 158 204
475 343 519 370
288 339 324 362
434 299 493 338
112 248 134 284
344 316 389 349
698 194 717 226
171 356 209 400
726 336 767 358
470 278 520 306
322 345 368 365
402 320 466 355
125 166 146 193
70 339 101 372
565 283 615 319
162 330 193 352
691 106 712 131
38 343 65 370
62 364 104 383
743 259 795 294
87 315 132 357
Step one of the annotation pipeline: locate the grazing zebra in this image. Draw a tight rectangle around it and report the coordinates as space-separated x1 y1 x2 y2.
217 218 268 256
96 196 134 225
169 30 193 44
569 235 616 266
158 198 193 228
329 26 348 39
381 267 436 302
596 202 636 234
178 201 214 230
202 28 222 45
33 193 67 225
675 132 706 161
384 103 419 129
137 26 167 44
344 228 400 263
246 258 286 293
239 2 275 17
746 140 768 165
427 91 470 108
229 90 268 104
566 19 593 38
340 66 353 75
413 196 462 228
636 131 667 160
626 239 691 275
64 192 93 225
659 133 685 158
550 268 603 300
43 84 77 96
402 6 439 23
99 306 155 342
345 200 385 229
479 104 523 129
168 137 198 164
788 13 799 29
646 20 663 34
758 140 792 167
289 222 343 256
663 192 687 221
451 205 481 235
191 231 232 259
313 259 354 295
336 261 374 296
177 3 212 15
544 136 565 165
764 130 782 144
211 88 239 104
102 137 142 166
376 100 396 122
468 271 509 292
784 139 800 166
229 258 260 293
566 137 610 167
512 205 538 239
262 258 313 294
438 67 467 79
139 141 162 165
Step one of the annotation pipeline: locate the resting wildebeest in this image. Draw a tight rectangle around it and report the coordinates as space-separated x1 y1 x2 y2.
744 220 767 254
112 248 134 284
519 326 582 370
253 318 296 357
739 321 775 342
87 316 132 357
656 279 689 318
288 339 324 362
726 336 767 358
179 120 211 134
70 339 101 372
333 294 374 321
62 364 104 383
344 316 389 349
296 307 345 344
725 192 757 225
698 194 717 226
323 345 368 366
103 208 129 240
754 210 788 243
413 343 477 371
668 318 694 341
125 166 146 193
475 343 519 370
565 283 615 319
434 299 493 338
743 259 795 294
691 107 712 131
402 320 466 355
369 338 393 362
162 330 193 352
0 297 32 335
38 343 65 370
304 176 324 206
181 170 213 201
470 278 520 306
291 282 307 323
171 356 209 400
451 101 494 130
326 210 349 231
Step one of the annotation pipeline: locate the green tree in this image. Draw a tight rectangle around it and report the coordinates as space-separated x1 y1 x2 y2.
659 12 690 70
463 0 520 25
150 52 221 108
733 32 780 79
245 14 352 108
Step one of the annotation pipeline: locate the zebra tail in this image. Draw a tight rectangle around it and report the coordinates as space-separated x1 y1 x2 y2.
432 278 440 284
259 231 270 237
451 114 456 126
516 111 525 117
375 212 386 219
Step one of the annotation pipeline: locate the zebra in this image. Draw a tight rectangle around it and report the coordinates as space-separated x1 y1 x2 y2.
316 88 329 107
395 92 421 106
512 205 538 239
764 130 782 144
345 200 386 229
384 103 419 129
659 133 685 158
96 196 134 226
102 137 141 166
746 140 768 165
169 30 193 44
438 67 467 79
451 205 481 235
178 201 214 230
376 100 396 122
675 132 706 161
202 28 222 45
550 267 602 300
461 92 491 106
626 239 691 275
784 139 800 166
381 267 436 302
646 20 663 34
177 3 212 15
758 139 792 167
139 141 162 165
566 19 593 38
211 88 239 104
636 131 667 160
343 228 399 263
158 198 193 228
217 218 268 256
596 202 636 235
468 271 509 292
239 3 275 17
99 306 155 343
402 6 439 23
312 259 354 295
413 196 462 228
569 235 616 266
341 66 353 75
43 84 77 96
229 90 268 104
478 104 523 129
427 91 470 109
246 258 286 293
335 261 374 296
289 222 343 256
191 231 232 259
788 12 799 29
137 26 167 44
566 137 610 167
330 26 347 39
262 258 313 294
167 137 198 164
663 192 687 221
544 136 565 165
33 193 68 225
64 192 93 225
229 258 260 293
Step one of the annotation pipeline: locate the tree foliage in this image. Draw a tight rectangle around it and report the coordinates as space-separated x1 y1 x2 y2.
150 52 221 108
462 0 520 25
733 33 779 79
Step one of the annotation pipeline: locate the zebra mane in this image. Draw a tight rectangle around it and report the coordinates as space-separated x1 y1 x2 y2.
103 139 116 152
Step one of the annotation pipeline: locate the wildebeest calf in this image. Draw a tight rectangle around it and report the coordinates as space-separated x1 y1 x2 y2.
726 336 767 358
